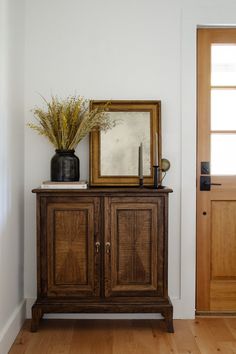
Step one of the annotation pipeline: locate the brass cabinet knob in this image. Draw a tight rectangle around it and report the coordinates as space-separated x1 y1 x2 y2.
95 241 100 254
105 242 111 254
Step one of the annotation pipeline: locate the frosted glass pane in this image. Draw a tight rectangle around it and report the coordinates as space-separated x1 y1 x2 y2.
211 89 236 130
211 134 236 175
211 45 236 86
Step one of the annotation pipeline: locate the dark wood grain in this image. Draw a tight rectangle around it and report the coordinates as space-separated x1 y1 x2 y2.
32 187 173 194
105 197 163 298
46 199 100 298
31 188 173 332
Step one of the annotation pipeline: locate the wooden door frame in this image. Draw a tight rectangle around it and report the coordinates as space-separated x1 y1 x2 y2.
196 28 236 312
196 28 211 311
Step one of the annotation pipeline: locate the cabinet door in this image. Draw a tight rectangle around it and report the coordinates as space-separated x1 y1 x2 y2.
104 196 166 298
40 197 100 298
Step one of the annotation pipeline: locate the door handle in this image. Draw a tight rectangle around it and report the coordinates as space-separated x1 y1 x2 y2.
200 176 222 191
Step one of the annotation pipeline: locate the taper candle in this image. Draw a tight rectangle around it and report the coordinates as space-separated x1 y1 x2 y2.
154 132 158 166
139 143 143 179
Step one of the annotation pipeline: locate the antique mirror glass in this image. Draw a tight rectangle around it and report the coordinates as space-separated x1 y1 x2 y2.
100 111 151 176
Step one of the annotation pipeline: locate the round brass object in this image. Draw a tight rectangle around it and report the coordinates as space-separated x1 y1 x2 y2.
161 158 171 172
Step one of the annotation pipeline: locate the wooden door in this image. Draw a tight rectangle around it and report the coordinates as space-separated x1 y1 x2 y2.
104 196 166 298
197 28 236 312
41 196 100 298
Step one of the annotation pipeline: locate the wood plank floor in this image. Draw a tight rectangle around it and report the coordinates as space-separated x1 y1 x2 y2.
8 318 236 354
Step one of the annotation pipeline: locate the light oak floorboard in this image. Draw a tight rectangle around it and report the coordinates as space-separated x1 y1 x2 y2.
9 318 236 354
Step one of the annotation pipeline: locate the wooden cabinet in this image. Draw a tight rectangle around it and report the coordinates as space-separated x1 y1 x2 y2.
31 188 173 332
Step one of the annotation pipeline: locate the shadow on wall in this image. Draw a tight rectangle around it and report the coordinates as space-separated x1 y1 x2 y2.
0 114 24 332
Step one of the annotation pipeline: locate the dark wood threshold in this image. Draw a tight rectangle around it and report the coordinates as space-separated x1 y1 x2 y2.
196 311 236 317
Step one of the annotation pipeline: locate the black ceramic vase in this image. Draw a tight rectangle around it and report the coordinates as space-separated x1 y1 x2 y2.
51 149 80 182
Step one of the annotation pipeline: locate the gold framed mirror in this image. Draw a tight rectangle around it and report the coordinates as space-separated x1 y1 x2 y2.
89 100 161 186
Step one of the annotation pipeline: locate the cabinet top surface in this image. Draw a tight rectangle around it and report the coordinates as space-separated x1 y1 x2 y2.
32 186 173 194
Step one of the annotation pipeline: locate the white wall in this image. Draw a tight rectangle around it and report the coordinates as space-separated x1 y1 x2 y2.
0 0 25 353
24 0 236 320
24 0 182 316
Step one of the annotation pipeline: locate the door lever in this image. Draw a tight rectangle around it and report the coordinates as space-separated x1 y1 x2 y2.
200 176 222 191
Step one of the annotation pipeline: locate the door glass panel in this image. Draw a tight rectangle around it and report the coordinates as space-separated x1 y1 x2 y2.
211 133 236 175
211 89 236 130
211 45 236 86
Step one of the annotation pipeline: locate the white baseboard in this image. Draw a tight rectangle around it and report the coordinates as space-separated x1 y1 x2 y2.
172 298 195 319
0 300 26 354
26 298 35 319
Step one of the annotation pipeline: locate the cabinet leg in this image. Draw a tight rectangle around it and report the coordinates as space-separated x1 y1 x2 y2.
31 306 43 332
162 308 174 333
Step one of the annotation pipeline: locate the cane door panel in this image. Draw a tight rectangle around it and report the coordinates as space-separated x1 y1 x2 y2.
104 196 165 298
42 197 100 297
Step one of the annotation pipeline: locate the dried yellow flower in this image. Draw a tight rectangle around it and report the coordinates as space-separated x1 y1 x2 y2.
28 95 114 150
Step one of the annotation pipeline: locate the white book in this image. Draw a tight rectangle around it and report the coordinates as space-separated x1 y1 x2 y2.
41 181 88 189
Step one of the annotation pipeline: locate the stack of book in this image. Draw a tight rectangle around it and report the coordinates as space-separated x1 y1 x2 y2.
41 180 88 189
